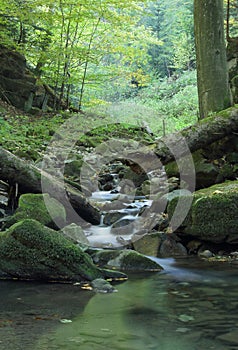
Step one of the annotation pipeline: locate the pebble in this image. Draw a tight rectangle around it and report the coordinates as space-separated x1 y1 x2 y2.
198 249 213 258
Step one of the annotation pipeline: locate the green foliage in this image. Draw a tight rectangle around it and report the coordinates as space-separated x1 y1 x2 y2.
88 70 198 135
0 0 160 109
0 1 198 157
225 0 238 37
142 0 195 77
0 113 66 160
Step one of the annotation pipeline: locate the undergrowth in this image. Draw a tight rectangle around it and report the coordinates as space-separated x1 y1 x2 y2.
0 70 198 161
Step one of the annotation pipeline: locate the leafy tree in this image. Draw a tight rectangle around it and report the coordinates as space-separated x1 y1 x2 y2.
225 0 238 39
0 0 159 109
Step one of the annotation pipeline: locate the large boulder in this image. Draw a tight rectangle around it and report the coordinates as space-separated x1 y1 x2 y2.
168 180 238 243
0 219 127 282
4 193 66 229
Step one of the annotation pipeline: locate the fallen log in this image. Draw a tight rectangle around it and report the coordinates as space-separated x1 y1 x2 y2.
0 147 100 225
155 107 238 164
1 107 238 226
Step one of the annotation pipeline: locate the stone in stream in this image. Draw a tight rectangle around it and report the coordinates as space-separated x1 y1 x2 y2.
91 249 163 272
61 223 89 248
0 219 128 283
158 236 187 258
91 278 117 293
132 232 163 257
103 211 127 226
111 216 136 235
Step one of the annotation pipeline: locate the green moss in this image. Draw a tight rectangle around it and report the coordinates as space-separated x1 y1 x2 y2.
92 250 121 266
0 219 104 281
90 249 162 272
165 149 219 179
0 219 128 282
119 250 163 271
77 122 154 148
168 180 238 242
64 159 83 177
5 193 66 229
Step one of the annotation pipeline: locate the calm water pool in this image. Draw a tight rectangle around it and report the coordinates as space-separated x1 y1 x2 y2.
1 257 238 350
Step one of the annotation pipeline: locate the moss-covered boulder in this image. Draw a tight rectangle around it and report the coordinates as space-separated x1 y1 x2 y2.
167 180 238 243
165 150 219 189
91 249 163 272
0 219 127 282
4 193 66 229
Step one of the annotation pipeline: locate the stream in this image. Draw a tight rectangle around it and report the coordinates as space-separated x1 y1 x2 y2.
1 258 238 350
85 190 152 248
1 172 238 349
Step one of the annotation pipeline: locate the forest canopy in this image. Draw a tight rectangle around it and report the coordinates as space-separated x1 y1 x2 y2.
0 0 197 110
0 0 237 117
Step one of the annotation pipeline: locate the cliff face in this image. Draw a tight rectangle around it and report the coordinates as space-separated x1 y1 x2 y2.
0 45 36 112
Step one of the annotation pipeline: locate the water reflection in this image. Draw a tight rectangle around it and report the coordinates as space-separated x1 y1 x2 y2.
0 281 92 350
1 258 238 350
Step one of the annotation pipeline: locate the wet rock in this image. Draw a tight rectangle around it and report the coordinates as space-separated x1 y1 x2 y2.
132 232 162 257
98 173 114 186
91 278 117 293
0 219 128 282
186 239 203 254
167 177 179 191
3 193 66 230
92 249 163 272
198 249 213 258
158 235 187 258
111 216 136 235
135 212 169 233
101 199 126 211
141 177 168 196
61 223 89 247
103 211 127 226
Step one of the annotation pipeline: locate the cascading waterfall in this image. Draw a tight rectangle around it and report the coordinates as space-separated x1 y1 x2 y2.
85 170 152 248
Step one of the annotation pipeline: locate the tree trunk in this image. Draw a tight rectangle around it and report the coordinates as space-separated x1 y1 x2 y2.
194 0 232 119
0 147 100 225
155 107 238 163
